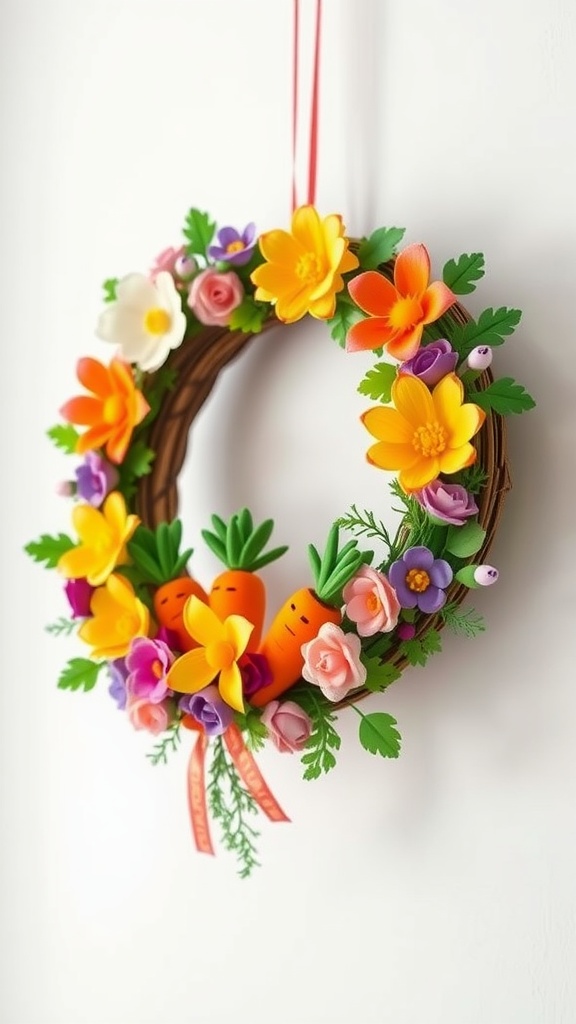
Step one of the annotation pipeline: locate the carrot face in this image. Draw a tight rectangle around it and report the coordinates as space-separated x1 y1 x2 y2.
251 588 341 707
154 577 208 652
209 570 265 651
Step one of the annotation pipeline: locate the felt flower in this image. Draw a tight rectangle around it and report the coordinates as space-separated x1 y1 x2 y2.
78 574 150 660
361 372 485 492
389 546 453 614
127 698 171 735
251 204 359 323
58 491 139 586
151 246 185 278
400 339 458 386
301 622 366 702
188 268 244 326
238 652 273 699
74 451 119 507
261 700 313 753
64 578 95 618
108 658 129 710
467 345 493 371
97 272 187 372
342 566 400 637
60 356 149 465
125 636 174 703
347 244 455 360
474 565 499 586
208 223 257 266
166 597 253 713
414 480 478 526
179 684 234 738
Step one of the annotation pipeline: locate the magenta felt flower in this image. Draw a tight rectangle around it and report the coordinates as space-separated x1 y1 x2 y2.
414 480 478 526
208 223 256 266
125 636 174 703
238 652 272 699
64 577 95 618
389 546 453 613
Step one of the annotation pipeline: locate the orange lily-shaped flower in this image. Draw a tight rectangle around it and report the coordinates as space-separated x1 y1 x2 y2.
79 573 150 660
166 597 253 713
60 356 149 465
251 205 359 323
347 243 455 361
362 373 485 493
58 491 139 586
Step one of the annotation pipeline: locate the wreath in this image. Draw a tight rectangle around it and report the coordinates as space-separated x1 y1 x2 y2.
26 204 535 876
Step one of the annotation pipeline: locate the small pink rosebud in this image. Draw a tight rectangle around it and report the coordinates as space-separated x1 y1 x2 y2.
174 254 197 280
55 480 76 497
474 564 499 586
467 346 493 371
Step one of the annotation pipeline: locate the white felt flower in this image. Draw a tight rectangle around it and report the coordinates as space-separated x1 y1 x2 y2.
97 271 187 372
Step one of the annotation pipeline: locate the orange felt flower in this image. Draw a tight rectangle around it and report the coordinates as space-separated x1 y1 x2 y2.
347 243 455 361
361 372 485 493
60 356 150 465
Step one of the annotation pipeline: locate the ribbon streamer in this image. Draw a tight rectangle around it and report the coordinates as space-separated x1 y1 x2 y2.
187 733 215 855
292 0 323 211
224 724 291 822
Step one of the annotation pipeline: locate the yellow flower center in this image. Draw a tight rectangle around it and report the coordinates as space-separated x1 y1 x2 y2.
389 296 423 330
103 395 124 424
295 252 323 285
151 659 164 679
366 593 381 613
205 640 235 671
406 568 430 593
226 240 245 254
144 307 171 336
412 422 446 457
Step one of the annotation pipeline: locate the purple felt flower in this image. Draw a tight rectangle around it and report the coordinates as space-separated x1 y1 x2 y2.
179 684 234 738
125 636 174 704
208 223 257 266
414 480 478 527
389 546 453 614
238 652 272 699
108 658 129 710
64 577 94 618
75 451 120 507
400 339 458 387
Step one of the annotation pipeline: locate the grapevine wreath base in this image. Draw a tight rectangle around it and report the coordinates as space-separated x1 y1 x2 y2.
27 206 534 875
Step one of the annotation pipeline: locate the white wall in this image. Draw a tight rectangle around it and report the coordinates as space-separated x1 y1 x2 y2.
2 1 575 1022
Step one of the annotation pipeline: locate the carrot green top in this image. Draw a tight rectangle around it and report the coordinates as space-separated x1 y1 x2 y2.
201 508 288 572
308 523 372 606
127 519 194 586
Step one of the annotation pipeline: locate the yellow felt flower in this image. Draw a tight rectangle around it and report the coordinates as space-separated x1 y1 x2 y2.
251 205 359 323
166 597 253 713
58 491 140 587
79 574 150 660
362 373 486 493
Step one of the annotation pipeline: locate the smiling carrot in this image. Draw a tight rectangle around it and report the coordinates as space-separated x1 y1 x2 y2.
251 525 372 707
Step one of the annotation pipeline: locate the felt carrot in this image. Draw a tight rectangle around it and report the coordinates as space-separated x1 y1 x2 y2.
127 519 207 652
202 508 288 652
251 524 372 707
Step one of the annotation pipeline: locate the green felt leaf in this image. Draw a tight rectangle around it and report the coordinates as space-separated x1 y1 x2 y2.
46 423 80 455
451 306 522 359
358 712 401 758
102 278 119 303
358 227 405 270
121 440 155 479
327 293 365 347
442 253 485 295
473 377 536 416
362 655 402 693
25 533 74 569
455 565 480 588
183 208 216 257
357 362 397 403
58 657 102 693
401 629 442 667
441 603 486 638
445 520 486 558
228 296 269 334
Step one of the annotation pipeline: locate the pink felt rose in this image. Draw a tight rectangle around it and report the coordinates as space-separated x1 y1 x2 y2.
301 623 366 702
261 700 313 753
151 246 185 279
343 566 400 637
187 267 244 326
127 697 170 735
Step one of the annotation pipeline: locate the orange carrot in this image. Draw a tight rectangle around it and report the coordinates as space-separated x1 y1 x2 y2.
154 576 208 652
209 570 265 651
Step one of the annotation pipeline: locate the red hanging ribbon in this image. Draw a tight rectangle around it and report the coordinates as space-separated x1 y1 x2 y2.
292 0 323 211
187 725 290 856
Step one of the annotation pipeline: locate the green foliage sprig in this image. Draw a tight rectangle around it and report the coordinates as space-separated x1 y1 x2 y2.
207 738 260 879
147 722 182 766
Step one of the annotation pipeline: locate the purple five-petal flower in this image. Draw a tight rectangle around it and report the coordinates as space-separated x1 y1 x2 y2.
208 223 256 266
179 684 234 738
125 636 174 704
400 339 458 387
389 545 453 614
75 451 119 507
